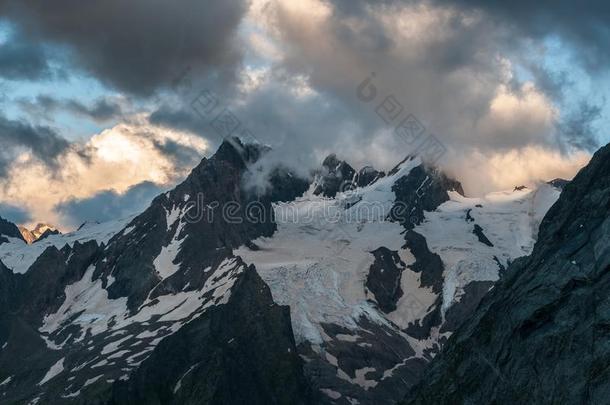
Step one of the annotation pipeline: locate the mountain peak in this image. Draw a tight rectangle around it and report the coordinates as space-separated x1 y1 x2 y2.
212 136 270 168
19 223 60 244
313 154 357 197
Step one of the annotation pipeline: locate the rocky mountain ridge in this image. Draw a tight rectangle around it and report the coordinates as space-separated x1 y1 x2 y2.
0 138 571 404
403 142 610 404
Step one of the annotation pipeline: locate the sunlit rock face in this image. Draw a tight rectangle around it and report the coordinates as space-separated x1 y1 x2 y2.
18 223 60 244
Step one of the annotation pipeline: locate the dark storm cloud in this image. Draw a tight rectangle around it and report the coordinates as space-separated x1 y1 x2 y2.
0 31 52 80
151 138 204 170
559 101 602 152
149 104 207 136
0 113 70 175
0 0 249 96
0 202 31 224
65 98 123 122
55 181 163 228
429 0 610 71
19 95 124 122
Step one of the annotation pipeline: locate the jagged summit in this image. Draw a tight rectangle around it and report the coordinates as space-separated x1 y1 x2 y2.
19 223 59 244
355 165 386 188
313 153 357 197
313 153 464 204
211 136 271 169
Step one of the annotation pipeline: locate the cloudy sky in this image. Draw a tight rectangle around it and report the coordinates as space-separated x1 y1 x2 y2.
0 0 608 230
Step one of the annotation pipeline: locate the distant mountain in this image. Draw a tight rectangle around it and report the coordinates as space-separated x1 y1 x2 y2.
18 224 60 244
0 137 572 404
402 143 610 404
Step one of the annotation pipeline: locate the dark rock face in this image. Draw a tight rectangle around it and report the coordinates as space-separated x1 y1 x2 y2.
109 266 310 405
313 154 356 198
403 143 610 404
33 228 61 243
472 224 494 247
19 241 100 320
0 242 104 404
0 216 25 245
355 166 385 188
267 167 311 203
439 280 494 333
0 260 18 314
365 247 406 313
401 231 444 340
465 209 474 223
390 163 464 228
299 318 426 405
403 231 444 295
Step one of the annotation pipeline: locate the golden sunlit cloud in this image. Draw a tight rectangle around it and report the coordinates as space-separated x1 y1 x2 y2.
446 146 591 196
0 115 207 229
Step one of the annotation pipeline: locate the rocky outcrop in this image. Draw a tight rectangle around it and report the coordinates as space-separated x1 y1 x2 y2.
403 143 610 404
267 167 311 203
390 163 464 228
0 216 25 245
355 166 385 188
472 224 494 247
365 247 406 313
401 230 444 340
313 154 356 198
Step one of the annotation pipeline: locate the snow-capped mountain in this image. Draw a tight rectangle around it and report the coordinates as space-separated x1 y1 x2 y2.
236 154 560 404
0 138 564 405
18 224 60 245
